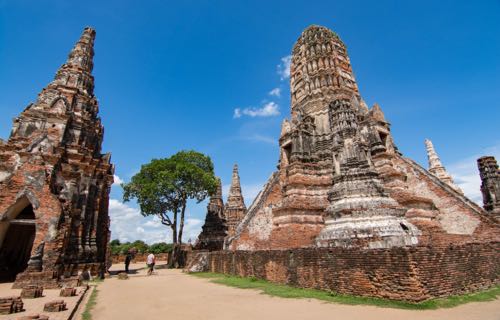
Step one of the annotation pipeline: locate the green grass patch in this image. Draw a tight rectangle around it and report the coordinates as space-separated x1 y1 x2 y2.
86 278 104 285
191 272 500 310
81 286 99 320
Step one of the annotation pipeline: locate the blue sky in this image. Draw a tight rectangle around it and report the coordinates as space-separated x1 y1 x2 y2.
1 0 499 243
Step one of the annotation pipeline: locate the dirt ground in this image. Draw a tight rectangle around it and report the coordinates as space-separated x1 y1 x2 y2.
91 263 500 320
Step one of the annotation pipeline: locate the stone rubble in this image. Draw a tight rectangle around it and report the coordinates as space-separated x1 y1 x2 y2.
16 314 50 320
0 296 24 314
42 300 66 312
20 286 44 299
59 287 77 297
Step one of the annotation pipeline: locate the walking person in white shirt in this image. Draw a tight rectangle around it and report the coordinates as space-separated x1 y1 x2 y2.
146 252 156 276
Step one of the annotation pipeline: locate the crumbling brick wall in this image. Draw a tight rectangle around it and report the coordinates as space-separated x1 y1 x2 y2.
196 242 499 302
111 253 170 263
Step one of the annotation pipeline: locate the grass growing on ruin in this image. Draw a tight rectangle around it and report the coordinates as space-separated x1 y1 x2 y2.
191 273 500 310
81 286 99 320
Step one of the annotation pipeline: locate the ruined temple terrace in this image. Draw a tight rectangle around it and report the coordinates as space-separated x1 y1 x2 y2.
1 2 499 319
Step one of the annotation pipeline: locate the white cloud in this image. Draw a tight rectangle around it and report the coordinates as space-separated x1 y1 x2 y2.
233 108 242 118
143 219 163 228
233 102 280 119
135 226 145 234
447 143 500 205
269 88 281 97
113 174 124 186
244 134 277 145
108 199 202 244
182 218 203 243
277 55 292 80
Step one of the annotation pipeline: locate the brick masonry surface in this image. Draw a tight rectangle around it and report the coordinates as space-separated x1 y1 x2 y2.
111 253 170 264
190 242 500 302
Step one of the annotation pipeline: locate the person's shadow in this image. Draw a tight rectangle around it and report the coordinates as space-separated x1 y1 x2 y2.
109 267 141 275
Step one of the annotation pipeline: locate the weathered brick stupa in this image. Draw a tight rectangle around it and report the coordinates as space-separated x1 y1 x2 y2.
224 165 246 238
225 25 499 251
0 27 114 288
196 165 247 250
194 178 228 251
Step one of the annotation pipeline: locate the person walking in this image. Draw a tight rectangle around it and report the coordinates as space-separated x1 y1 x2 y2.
146 251 156 276
124 252 132 273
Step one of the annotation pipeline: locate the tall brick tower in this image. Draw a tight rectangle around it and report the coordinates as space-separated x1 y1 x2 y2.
225 24 496 252
272 25 367 246
290 25 360 123
0 27 114 287
224 165 246 237
478 156 500 219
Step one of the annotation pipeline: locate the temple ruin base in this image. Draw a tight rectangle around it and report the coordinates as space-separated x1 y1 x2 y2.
187 241 499 302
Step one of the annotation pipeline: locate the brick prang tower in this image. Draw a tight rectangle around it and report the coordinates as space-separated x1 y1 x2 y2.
224 165 246 237
0 27 114 288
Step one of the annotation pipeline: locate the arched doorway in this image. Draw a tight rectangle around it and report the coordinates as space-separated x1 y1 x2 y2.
0 201 36 282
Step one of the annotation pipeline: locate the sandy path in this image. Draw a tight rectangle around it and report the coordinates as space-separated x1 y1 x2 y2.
92 263 500 320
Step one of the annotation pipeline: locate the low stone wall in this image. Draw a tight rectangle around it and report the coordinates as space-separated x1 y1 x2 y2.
189 242 499 302
111 253 170 264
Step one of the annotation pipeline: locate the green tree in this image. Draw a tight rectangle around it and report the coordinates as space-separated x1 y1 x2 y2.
131 240 149 254
149 242 173 254
122 150 217 264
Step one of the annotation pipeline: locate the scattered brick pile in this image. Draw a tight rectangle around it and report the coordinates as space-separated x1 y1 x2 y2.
117 272 129 280
21 285 44 298
59 287 77 297
0 296 24 315
16 314 49 320
43 300 66 312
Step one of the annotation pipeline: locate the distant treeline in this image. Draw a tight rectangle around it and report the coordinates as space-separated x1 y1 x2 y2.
110 239 173 255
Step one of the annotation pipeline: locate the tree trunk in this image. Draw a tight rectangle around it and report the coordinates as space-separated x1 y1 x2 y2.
178 200 187 244
172 208 178 244
169 207 178 268
171 225 176 244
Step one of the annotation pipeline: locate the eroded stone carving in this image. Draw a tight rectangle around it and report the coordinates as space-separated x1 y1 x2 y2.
27 241 44 272
316 99 419 248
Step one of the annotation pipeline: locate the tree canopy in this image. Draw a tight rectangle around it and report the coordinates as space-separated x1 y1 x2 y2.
122 150 218 245
109 240 173 255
